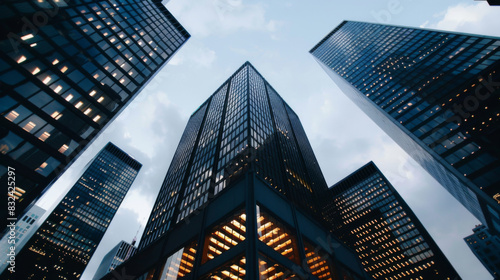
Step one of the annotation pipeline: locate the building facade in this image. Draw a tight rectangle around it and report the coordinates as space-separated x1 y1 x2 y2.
93 240 137 280
464 224 500 279
310 21 500 234
99 62 370 280
0 205 45 273
2 142 141 280
322 161 460 280
0 0 189 218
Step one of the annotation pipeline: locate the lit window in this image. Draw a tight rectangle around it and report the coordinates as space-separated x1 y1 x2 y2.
202 210 246 264
30 43 37 47
54 85 63 93
93 115 101 122
84 108 92 115
60 66 68 73
58 144 69 154
21 34 34 40
51 111 62 120
65 94 74 101
32 67 40 75
23 121 36 132
52 59 59 65
42 76 51 84
38 132 51 142
119 78 125 83
5 111 19 122
39 162 48 168
93 73 99 79
97 96 104 103
110 38 116 43
75 101 83 109
158 241 197 280
89 90 96 96
17 56 27 64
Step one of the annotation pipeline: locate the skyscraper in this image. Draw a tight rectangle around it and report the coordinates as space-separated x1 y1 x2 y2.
0 205 45 272
0 0 189 218
2 142 141 280
322 161 460 280
93 240 137 280
464 225 500 279
310 21 500 234
99 62 370 280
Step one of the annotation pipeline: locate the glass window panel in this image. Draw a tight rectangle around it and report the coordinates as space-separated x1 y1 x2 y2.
158 240 197 280
0 131 24 155
256 205 299 264
202 209 246 264
201 255 246 280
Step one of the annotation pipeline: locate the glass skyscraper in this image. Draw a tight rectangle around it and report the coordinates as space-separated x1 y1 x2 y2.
1 142 141 280
310 21 500 234
98 62 370 280
0 0 189 218
139 61 329 249
322 161 460 280
93 240 137 280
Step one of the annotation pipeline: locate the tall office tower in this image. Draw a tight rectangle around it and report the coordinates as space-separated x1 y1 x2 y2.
0 0 189 218
1 142 141 280
464 225 500 279
0 205 45 272
322 162 460 280
310 21 500 234
99 62 370 280
93 240 137 280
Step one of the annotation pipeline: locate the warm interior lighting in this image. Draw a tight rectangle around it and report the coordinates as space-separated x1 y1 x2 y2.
21 34 34 40
17 56 27 64
32 67 40 75
5 111 20 123
30 43 37 47
61 66 68 73
54 85 63 93
42 76 51 84
22 121 36 132
89 90 96 96
75 101 83 109
52 59 59 65
93 115 101 122
65 94 73 101
38 132 51 142
58 144 69 154
84 108 92 115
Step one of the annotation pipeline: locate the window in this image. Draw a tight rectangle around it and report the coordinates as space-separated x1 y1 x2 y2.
158 240 197 280
256 205 299 264
202 209 246 264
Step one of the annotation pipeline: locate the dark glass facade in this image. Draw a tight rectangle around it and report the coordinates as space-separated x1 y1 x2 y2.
0 0 189 218
98 62 370 280
322 161 460 280
93 240 137 280
464 225 500 279
2 142 141 280
310 21 500 233
139 62 329 249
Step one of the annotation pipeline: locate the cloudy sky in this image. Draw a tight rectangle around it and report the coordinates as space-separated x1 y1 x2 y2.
29 1 500 279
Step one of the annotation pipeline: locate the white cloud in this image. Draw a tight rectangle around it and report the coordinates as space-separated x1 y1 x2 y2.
426 2 500 36
167 0 281 37
120 188 156 223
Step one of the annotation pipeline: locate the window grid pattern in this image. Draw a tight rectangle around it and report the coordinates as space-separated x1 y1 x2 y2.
214 67 249 194
158 241 197 280
0 0 188 217
16 143 140 280
248 66 284 192
311 21 500 221
323 163 457 280
178 84 228 222
141 103 208 248
267 86 313 202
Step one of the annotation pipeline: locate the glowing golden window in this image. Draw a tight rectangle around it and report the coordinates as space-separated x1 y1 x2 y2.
158 241 197 280
202 210 246 264
256 205 299 264
202 256 246 280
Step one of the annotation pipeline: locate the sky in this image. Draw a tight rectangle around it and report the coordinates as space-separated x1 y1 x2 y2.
24 0 500 279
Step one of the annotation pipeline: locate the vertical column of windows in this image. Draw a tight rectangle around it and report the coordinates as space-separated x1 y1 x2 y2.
177 84 228 221
214 67 249 195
